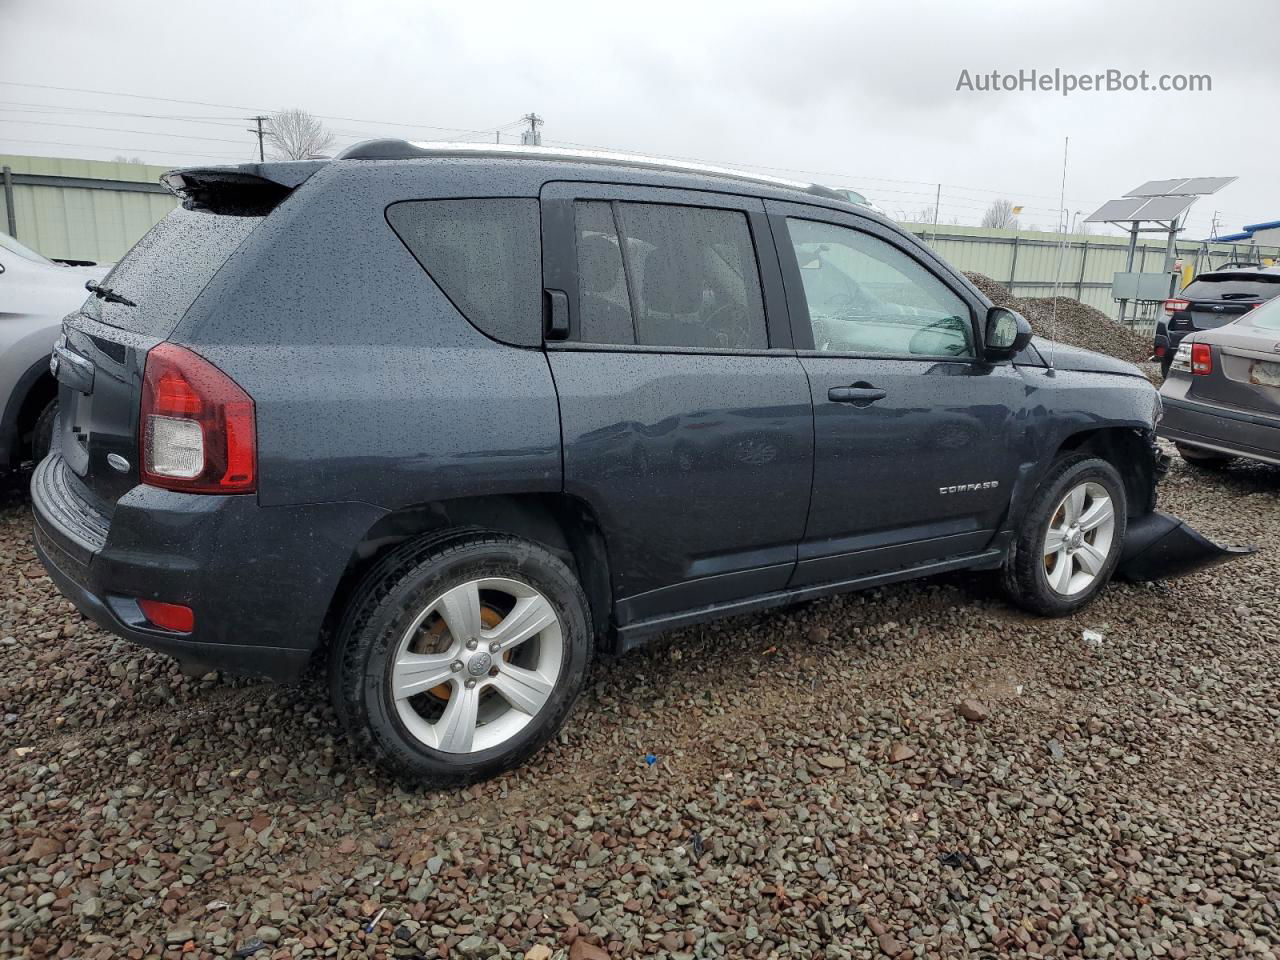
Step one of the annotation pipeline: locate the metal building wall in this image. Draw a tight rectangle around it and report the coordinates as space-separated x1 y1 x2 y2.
908 223 1280 323
0 154 177 264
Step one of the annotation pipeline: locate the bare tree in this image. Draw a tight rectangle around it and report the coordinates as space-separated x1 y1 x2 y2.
981 199 1018 230
264 108 335 160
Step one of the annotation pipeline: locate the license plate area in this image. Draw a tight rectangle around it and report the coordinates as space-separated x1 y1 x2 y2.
1249 360 1280 388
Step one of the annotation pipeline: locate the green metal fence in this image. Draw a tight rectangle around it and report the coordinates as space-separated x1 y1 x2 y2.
0 154 177 265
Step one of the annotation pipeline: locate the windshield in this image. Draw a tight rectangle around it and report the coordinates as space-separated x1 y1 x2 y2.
0 230 54 266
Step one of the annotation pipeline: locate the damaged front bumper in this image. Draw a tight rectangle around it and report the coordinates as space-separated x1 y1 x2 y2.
1117 510 1255 582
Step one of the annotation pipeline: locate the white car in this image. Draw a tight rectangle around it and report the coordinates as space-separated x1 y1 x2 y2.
832 186 888 217
0 231 110 470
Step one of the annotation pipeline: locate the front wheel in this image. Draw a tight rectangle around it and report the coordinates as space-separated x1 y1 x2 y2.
330 531 593 785
1002 455 1127 616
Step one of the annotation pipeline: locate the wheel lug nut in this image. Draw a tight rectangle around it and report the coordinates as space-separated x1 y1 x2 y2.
489 642 500 653
465 679 476 689
466 639 478 650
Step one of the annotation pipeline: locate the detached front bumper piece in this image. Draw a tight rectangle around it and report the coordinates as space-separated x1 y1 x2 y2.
1117 510 1254 582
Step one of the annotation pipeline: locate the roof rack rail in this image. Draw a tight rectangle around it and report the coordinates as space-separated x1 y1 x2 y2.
335 139 853 204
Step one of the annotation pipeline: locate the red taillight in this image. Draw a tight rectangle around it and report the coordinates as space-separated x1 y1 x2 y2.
140 343 256 493
1154 345 1166 357
1191 342 1213 375
1164 298 1190 314
137 599 194 633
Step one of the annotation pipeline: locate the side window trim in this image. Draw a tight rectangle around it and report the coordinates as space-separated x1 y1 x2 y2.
609 200 643 344
764 200 982 361
539 181 792 352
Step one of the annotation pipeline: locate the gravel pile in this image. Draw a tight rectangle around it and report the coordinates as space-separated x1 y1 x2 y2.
2 457 1278 959
966 273 1151 364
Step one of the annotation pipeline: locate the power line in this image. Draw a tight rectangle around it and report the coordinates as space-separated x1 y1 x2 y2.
0 101 249 126
0 117 252 144
0 137 249 160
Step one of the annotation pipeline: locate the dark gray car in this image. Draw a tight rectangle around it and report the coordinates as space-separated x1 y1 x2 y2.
29 142 1243 785
1158 298 1280 466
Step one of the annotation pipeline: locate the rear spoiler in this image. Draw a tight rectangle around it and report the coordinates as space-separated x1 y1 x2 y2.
161 160 325 214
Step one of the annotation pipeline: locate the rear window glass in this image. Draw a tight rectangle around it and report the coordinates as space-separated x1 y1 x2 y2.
84 207 264 338
386 199 541 347
1183 273 1280 301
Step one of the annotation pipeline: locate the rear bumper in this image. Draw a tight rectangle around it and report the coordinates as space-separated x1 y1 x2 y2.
1157 395 1280 466
31 454 383 681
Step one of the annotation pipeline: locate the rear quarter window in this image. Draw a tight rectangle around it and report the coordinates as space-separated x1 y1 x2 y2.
386 198 541 347
85 207 265 338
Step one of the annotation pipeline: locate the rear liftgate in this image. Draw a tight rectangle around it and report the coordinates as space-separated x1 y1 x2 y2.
1116 510 1254 582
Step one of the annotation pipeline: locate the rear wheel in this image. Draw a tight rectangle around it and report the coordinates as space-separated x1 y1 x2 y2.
330 531 593 785
1002 455 1127 616
1175 442 1235 468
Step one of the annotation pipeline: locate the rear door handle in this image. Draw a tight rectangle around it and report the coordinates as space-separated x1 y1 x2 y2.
828 384 886 405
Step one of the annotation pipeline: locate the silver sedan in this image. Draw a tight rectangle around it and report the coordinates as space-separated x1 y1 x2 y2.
1158 298 1280 467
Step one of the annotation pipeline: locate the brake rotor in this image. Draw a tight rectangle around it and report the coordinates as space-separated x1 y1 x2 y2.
418 605 505 701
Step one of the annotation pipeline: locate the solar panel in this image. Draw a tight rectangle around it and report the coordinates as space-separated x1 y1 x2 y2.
1125 179 1191 198
1085 197 1147 222
1173 176 1236 196
1133 195 1197 221
1124 176 1237 197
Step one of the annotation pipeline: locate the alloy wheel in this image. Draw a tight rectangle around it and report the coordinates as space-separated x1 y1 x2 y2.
390 577 563 754
1042 481 1116 596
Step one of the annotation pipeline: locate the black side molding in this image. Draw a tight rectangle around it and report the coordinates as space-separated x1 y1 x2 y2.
1117 510 1254 582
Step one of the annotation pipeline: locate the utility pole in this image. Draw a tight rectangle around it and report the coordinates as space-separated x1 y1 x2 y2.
520 112 543 146
931 183 941 244
247 116 268 162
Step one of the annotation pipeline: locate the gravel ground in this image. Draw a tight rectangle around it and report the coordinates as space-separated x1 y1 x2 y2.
1 455 1277 960
965 274 1152 364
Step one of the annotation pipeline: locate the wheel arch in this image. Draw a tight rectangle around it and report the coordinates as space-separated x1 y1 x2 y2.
1 357 57 468
320 492 615 658
1052 426 1161 517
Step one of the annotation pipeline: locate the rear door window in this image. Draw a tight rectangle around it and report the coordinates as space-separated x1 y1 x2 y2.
571 200 769 350
387 198 541 346
84 207 265 338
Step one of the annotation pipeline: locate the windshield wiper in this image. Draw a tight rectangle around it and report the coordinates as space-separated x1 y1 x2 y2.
85 280 137 307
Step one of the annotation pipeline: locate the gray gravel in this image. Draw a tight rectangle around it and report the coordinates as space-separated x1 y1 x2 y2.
966 273 1152 364
1 454 1277 959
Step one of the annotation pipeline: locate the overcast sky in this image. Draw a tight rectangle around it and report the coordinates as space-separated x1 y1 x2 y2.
3 0 1276 238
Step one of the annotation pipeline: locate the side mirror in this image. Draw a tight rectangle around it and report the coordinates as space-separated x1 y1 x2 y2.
983 307 1033 361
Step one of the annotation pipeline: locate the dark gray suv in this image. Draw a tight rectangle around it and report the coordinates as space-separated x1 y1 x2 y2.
31 142 1241 784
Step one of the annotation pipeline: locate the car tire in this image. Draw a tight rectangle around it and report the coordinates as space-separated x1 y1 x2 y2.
1001 455 1127 617
30 400 57 464
330 530 593 785
1175 442 1235 468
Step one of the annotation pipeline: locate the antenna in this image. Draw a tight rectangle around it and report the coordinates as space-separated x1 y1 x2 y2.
1049 136 1069 351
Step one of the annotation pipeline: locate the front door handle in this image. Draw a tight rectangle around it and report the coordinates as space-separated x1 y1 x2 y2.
828 383 886 405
